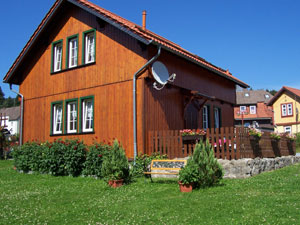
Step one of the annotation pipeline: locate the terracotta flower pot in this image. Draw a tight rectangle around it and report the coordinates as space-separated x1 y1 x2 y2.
108 179 124 188
178 181 193 192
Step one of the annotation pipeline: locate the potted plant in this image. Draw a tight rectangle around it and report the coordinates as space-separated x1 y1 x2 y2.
180 129 206 142
286 133 296 141
248 128 262 140
101 140 130 188
178 160 199 192
270 132 281 141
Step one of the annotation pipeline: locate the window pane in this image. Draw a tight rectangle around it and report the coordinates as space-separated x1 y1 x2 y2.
54 43 62 72
85 32 95 63
53 104 62 134
67 102 77 133
82 99 93 132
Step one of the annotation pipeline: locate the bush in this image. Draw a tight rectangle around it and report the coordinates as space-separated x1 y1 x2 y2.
101 140 130 182
192 140 224 187
82 142 110 178
131 152 168 177
179 140 224 188
296 133 300 151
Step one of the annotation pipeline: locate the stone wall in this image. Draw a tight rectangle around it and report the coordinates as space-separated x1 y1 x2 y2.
218 156 300 179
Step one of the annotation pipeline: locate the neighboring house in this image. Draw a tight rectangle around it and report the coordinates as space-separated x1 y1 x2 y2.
267 86 300 134
0 106 20 135
3 0 248 158
234 89 274 131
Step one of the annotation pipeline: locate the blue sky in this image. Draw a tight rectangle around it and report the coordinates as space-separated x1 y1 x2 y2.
1 0 300 97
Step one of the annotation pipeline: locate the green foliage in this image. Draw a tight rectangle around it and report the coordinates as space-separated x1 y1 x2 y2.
296 133 300 153
180 140 223 188
12 139 87 176
82 142 110 178
178 159 199 184
131 152 168 177
101 140 130 182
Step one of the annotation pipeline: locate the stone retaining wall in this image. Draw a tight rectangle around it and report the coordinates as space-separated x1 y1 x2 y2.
218 156 300 179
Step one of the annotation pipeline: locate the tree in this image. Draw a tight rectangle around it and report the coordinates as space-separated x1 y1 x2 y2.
0 87 5 107
266 89 277 96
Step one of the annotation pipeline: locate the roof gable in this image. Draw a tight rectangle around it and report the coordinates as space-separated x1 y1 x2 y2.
267 86 300 106
3 0 248 88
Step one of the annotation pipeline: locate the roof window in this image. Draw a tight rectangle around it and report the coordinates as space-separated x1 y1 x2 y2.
245 93 249 97
265 94 270 98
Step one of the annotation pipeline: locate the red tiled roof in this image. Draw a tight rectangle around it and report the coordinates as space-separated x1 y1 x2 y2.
4 0 248 88
267 86 300 105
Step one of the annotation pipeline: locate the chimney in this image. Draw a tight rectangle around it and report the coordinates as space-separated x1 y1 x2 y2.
142 10 147 30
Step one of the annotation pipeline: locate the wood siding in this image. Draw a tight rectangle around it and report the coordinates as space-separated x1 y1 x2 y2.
19 4 147 157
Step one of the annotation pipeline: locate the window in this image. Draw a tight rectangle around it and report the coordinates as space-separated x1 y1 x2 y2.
80 96 94 132
265 94 270 99
83 29 96 64
284 126 292 134
66 34 78 68
250 105 256 114
214 107 221 129
203 105 208 129
245 93 249 97
281 103 293 117
51 101 63 135
240 106 246 113
51 40 63 72
65 99 78 133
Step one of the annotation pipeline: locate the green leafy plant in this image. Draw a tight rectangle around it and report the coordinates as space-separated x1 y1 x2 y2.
248 128 262 138
286 133 296 141
82 142 110 178
178 160 199 184
101 140 130 182
270 132 281 140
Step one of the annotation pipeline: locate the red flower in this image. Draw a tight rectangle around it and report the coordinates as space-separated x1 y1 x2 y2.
98 154 102 157
74 146 77 150
95 136 98 139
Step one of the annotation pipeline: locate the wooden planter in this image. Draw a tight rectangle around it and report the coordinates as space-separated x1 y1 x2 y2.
108 179 124 188
182 135 204 142
178 181 193 192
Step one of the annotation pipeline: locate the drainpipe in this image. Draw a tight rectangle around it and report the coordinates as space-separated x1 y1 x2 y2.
9 84 23 146
133 45 161 164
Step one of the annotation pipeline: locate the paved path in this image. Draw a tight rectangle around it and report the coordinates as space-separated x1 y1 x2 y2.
296 153 300 156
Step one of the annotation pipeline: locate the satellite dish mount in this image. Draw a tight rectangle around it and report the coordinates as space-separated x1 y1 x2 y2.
151 61 176 90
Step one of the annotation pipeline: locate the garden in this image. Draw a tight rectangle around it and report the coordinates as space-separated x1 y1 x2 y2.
0 137 299 224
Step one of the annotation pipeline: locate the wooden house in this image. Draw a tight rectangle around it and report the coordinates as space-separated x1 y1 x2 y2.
268 86 300 134
3 0 248 158
234 89 274 131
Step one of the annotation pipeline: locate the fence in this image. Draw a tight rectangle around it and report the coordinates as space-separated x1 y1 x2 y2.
147 127 296 160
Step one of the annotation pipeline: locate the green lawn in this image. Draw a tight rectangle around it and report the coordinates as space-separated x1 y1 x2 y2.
1 160 300 224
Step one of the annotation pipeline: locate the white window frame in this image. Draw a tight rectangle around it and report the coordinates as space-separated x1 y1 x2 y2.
68 37 78 68
287 103 293 116
82 99 93 132
203 105 208 130
53 42 62 72
240 106 246 113
53 104 63 134
250 105 256 114
281 103 293 116
66 101 77 133
281 104 287 116
84 31 95 64
284 126 292 134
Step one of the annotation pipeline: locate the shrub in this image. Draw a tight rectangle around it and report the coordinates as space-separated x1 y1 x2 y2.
190 140 223 188
101 140 130 182
62 139 87 176
131 152 168 177
82 142 110 178
12 142 37 172
270 132 281 140
178 159 199 184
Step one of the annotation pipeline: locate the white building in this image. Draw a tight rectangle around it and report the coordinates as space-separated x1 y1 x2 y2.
0 106 20 135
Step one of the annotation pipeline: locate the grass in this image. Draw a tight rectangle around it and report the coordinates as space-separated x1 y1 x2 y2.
1 160 300 224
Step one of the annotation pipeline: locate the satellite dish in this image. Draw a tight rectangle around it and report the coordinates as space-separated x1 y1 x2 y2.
151 61 176 90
